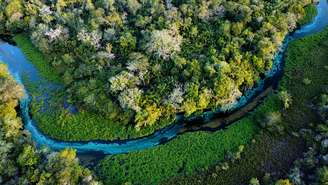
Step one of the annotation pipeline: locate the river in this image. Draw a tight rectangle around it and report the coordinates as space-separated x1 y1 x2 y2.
0 0 327 155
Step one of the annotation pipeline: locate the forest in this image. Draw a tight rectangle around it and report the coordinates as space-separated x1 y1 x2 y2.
0 0 312 130
2 0 328 185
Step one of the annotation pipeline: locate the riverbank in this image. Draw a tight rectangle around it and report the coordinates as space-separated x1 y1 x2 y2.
163 24 328 185
9 1 320 142
0 0 320 155
12 33 281 142
96 95 281 184
96 5 328 184
12 34 177 141
0 0 327 184
96 26 328 185
299 3 318 26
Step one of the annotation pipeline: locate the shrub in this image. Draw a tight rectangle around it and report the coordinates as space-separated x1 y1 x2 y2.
249 178 260 185
275 179 293 185
279 91 292 109
317 167 328 185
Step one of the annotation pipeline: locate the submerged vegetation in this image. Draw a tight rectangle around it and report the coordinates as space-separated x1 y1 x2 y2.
0 64 100 185
0 0 312 135
298 3 318 26
13 34 61 83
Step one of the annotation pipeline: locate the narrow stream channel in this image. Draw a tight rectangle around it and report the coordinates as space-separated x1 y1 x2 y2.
0 0 327 155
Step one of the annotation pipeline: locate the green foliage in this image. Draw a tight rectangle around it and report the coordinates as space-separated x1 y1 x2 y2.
0 0 313 131
258 111 284 134
18 145 40 167
275 179 293 185
166 21 328 185
249 178 260 185
13 34 61 83
3 0 25 31
317 167 328 185
278 91 292 109
303 77 312 85
0 64 101 184
299 4 318 26
97 119 258 184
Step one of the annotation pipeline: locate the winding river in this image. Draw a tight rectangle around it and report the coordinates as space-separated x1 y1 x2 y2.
1 0 328 155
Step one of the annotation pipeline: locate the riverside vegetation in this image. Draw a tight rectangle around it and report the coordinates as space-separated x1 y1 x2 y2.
0 64 100 185
0 0 314 140
0 0 327 185
163 18 328 185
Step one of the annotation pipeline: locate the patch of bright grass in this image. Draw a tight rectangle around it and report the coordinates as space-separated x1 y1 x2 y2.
28 89 175 141
13 34 61 83
96 95 283 185
299 4 318 26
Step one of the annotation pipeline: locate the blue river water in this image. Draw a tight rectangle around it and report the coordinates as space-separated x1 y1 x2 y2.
0 0 327 154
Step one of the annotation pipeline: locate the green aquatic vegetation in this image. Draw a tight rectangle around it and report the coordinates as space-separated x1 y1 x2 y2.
299 4 318 26
13 34 61 83
96 95 282 185
14 34 175 141
97 118 258 185
28 87 176 141
0 64 100 185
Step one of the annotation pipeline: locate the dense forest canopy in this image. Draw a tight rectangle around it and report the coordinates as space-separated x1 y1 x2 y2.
0 0 311 129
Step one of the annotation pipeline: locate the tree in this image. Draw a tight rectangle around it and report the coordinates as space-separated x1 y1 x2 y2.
182 99 197 116
4 0 24 23
18 145 39 167
275 179 293 185
166 85 184 110
77 29 102 49
118 88 142 112
279 91 292 109
198 88 212 110
126 0 141 15
109 71 139 93
119 32 137 56
249 177 260 185
127 52 150 83
213 75 241 107
145 28 183 60
135 103 162 129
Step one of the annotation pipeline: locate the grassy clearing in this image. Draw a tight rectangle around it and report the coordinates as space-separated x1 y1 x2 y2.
165 27 328 185
14 34 174 141
96 95 284 185
25 82 175 141
13 34 61 83
30 93 175 141
299 4 318 26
